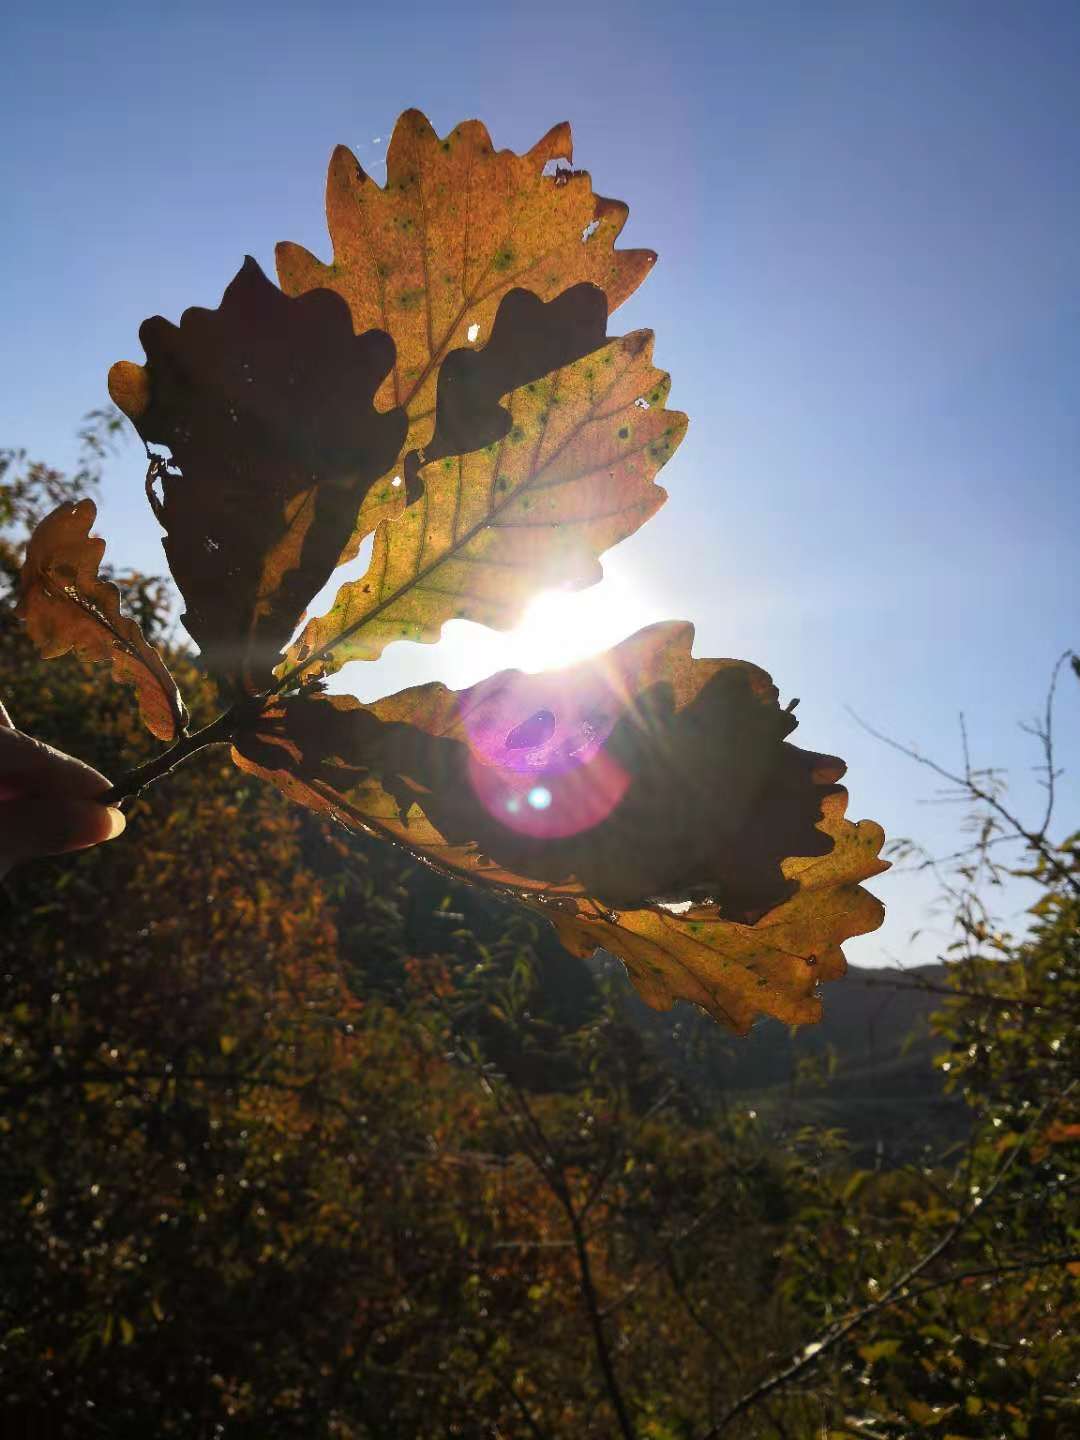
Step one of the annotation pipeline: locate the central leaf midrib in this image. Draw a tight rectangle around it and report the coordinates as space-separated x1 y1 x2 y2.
49 573 146 667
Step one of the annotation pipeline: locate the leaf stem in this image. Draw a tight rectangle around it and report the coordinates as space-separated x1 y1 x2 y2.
99 701 256 805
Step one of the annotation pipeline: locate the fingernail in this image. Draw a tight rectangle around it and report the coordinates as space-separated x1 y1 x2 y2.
104 807 127 840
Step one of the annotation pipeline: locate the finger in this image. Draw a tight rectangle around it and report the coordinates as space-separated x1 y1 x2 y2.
1 796 126 860
0 727 112 802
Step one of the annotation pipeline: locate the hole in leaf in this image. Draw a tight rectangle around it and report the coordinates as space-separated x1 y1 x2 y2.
467 323 480 343
581 219 600 243
634 396 650 410
505 709 556 750
391 475 403 487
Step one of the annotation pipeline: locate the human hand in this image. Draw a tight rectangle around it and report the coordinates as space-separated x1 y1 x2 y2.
0 697 125 877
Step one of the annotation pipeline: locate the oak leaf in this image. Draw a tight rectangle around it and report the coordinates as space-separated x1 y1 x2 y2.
82 105 887 1031
276 108 656 559
16 500 187 741
234 623 886 1030
108 257 407 694
547 789 887 1032
282 289 685 680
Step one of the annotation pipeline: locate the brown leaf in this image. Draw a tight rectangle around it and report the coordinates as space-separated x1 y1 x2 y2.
276 108 656 559
281 291 684 681
108 257 407 694
16 500 187 741
233 623 886 1030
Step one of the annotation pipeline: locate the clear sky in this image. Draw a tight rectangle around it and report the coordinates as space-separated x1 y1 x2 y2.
2 0 1078 967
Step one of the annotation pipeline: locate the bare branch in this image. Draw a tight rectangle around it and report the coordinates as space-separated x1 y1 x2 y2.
847 707 1079 897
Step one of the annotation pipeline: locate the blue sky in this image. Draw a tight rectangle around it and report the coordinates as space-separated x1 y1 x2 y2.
2 0 1078 967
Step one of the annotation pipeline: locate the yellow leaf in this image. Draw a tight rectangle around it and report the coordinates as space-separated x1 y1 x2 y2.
857 1338 901 1364
16 500 186 741
281 318 684 680
277 108 655 558
219 1034 239 1056
547 789 885 1033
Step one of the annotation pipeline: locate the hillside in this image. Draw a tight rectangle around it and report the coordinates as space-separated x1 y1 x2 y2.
603 959 971 1164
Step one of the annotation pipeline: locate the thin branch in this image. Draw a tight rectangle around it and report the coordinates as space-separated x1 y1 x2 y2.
493 1371 551 1440
99 700 258 805
600 1196 729 1320
1033 651 1071 839
847 708 1080 897
696 1084 1074 1438
891 1251 1080 1309
860 972 1047 1012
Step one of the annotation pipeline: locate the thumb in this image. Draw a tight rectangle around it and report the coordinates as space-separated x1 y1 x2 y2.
2 794 126 861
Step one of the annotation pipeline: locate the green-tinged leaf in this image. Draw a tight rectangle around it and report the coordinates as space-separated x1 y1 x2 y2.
858 1338 902 1363
842 1170 873 1204
282 312 685 680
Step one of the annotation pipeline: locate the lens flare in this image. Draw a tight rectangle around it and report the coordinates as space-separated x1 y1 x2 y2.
457 654 635 840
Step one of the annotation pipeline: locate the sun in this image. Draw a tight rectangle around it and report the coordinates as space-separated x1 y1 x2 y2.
326 557 668 702
503 576 652 673
473 561 668 682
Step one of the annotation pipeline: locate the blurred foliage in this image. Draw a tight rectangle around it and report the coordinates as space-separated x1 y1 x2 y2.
1 437 1076 1437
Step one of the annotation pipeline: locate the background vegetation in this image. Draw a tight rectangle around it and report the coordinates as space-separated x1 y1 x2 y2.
2 427 1076 1437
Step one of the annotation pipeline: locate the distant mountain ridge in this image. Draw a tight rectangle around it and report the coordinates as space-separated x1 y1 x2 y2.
605 961 971 1164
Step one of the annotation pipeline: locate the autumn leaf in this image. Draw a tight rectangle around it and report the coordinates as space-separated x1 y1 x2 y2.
547 788 887 1032
234 623 886 1030
276 108 656 558
16 499 187 741
85 104 887 1032
282 288 685 680
108 257 407 694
